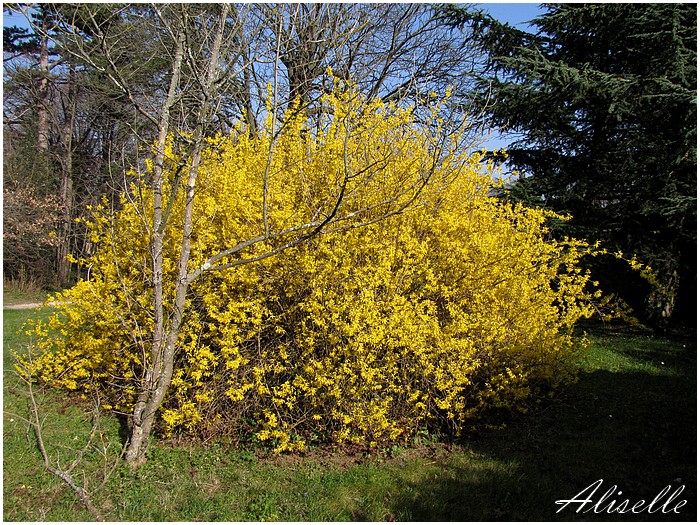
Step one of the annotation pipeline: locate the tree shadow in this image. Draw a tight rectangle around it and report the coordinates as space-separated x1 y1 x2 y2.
390 353 697 521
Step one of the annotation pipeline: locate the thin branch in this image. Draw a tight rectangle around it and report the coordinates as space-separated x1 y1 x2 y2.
10 350 110 521
263 8 284 239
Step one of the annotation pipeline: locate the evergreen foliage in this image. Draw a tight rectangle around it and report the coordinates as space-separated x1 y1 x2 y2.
445 3 697 327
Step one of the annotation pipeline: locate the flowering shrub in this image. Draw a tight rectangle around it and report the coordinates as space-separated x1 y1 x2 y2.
23 89 605 451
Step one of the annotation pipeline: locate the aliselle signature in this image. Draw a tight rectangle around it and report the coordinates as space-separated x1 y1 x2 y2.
555 479 687 515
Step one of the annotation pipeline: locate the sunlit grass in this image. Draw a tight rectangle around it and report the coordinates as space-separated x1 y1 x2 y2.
3 309 696 521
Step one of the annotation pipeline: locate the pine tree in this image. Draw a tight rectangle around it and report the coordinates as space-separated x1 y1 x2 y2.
446 3 697 327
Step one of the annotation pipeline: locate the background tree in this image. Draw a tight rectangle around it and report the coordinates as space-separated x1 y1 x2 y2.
4 3 482 290
444 3 697 328
3 4 156 287
4 5 62 286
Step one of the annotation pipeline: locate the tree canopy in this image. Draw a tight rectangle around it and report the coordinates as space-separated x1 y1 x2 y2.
3 3 482 289
445 3 697 327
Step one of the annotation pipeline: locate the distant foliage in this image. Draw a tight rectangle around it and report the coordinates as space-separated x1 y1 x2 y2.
3 184 62 284
24 90 605 451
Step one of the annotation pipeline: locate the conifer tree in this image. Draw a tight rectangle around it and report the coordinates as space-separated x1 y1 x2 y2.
445 3 696 327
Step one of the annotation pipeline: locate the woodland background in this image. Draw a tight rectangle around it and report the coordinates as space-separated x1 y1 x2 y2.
3 3 696 325
3 4 697 326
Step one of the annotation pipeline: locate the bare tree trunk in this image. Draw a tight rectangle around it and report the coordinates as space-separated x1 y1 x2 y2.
124 19 185 467
125 4 229 466
37 16 50 166
56 169 73 285
57 65 77 287
646 266 680 326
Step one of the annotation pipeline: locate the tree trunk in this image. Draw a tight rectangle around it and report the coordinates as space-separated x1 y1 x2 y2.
125 4 228 467
124 343 175 466
37 18 50 166
646 266 679 327
56 174 73 286
57 65 77 287
124 18 185 468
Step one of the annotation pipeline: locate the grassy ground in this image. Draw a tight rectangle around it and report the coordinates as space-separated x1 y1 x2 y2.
3 308 696 521
2 280 49 306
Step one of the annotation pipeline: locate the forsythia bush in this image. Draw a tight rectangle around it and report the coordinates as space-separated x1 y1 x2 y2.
24 89 604 451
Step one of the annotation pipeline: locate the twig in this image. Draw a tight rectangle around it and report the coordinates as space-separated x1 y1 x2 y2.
8 349 117 522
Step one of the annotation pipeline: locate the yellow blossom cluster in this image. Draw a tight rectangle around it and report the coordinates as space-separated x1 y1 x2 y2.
23 88 603 451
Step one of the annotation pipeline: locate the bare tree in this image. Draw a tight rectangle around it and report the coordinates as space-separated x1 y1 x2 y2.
240 4 482 127
27 2 480 467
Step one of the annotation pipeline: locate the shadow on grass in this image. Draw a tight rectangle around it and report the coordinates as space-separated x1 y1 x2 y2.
390 354 697 521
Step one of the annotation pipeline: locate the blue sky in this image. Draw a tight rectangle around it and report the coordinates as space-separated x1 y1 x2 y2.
475 4 545 150
2 9 27 28
478 3 544 30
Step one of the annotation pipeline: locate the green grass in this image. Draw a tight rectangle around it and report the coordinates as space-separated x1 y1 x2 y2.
3 280 50 306
3 309 696 521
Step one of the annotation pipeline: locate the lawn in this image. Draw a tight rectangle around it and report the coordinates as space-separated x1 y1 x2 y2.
3 308 696 521
2 279 50 307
